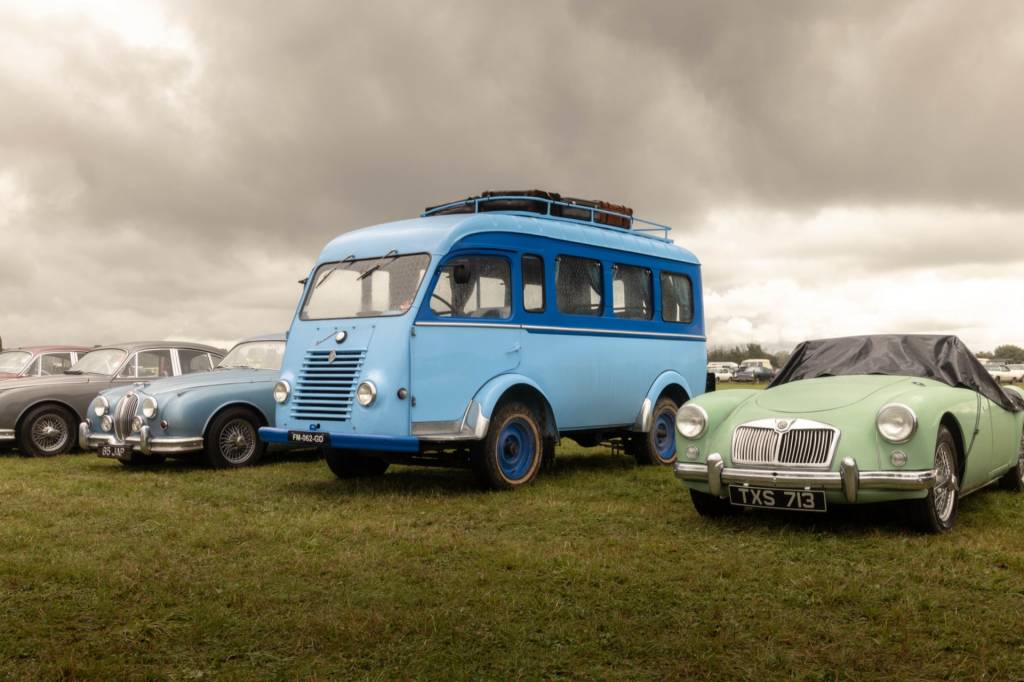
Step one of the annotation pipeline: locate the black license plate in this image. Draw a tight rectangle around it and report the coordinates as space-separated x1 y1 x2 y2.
728 485 827 512
98 445 129 459
288 431 327 445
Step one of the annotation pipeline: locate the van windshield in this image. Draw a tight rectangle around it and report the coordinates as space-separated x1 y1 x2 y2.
301 253 431 320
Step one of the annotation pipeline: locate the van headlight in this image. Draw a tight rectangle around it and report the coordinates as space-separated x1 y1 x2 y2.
877 403 917 444
356 381 377 406
273 380 290 404
93 396 109 417
141 396 159 419
676 404 708 439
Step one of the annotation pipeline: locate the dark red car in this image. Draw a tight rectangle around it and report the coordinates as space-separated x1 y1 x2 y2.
0 346 91 380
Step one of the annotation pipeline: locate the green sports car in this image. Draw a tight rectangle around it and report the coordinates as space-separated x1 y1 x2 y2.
673 335 1024 532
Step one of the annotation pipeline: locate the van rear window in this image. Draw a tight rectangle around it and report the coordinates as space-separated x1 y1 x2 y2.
302 253 430 320
556 256 603 316
661 272 694 323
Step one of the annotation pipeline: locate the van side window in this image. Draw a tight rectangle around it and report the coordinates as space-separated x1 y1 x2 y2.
430 256 511 320
612 264 652 320
521 255 545 313
661 272 694 323
555 256 603 316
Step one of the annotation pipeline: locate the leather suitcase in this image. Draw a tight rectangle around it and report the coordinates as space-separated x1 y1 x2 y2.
478 189 560 215
559 197 633 228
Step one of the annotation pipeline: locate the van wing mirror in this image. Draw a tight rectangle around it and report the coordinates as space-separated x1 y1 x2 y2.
453 263 471 285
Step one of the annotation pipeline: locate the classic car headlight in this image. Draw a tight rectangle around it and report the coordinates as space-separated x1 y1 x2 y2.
877 403 917 444
676 404 708 439
100 415 113 432
93 396 109 417
141 396 159 419
131 416 144 433
273 380 290 404
356 381 377 407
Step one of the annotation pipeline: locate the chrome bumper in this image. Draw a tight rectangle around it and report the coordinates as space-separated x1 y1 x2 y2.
79 422 204 456
674 453 938 504
0 428 14 442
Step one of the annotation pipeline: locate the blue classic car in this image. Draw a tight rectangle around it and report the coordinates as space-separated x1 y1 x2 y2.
80 334 285 467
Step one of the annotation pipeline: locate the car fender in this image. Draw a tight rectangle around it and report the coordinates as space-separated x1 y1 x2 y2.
471 373 557 437
200 399 271 435
630 371 695 432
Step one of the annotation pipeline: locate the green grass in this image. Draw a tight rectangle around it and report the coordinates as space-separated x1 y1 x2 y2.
2 444 1024 680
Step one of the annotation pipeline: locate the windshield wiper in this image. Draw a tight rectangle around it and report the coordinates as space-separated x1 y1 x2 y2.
357 249 399 282
314 254 356 290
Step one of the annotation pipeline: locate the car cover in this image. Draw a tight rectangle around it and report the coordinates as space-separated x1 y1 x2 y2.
770 334 1024 413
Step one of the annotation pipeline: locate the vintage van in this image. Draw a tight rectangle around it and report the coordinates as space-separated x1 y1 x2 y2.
259 193 709 488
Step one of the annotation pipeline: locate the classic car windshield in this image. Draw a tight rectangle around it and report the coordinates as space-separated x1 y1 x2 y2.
0 351 30 373
301 253 430 320
69 349 126 375
217 341 285 371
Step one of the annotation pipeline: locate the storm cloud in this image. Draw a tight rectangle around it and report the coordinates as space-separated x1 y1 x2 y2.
1 0 1022 352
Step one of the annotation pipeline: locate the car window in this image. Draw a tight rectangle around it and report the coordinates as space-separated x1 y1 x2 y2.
119 350 174 379
522 255 545 313
612 264 653 320
430 256 511 319
39 353 73 375
555 255 603 316
24 358 40 376
661 272 694 323
179 349 214 374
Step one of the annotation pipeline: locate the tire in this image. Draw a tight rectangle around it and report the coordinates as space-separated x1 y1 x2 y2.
630 397 679 466
999 427 1024 492
324 448 390 478
119 452 166 467
204 408 265 468
909 425 960 533
689 489 738 518
472 401 543 490
17 405 77 457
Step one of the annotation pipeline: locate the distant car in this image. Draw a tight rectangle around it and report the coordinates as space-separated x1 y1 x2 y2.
987 364 1023 384
81 335 284 467
708 363 734 382
0 346 90 380
0 341 224 457
733 366 773 383
740 358 774 372
1011 365 1024 383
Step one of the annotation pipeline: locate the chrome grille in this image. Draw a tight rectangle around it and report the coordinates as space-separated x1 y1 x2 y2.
114 392 139 440
290 349 366 423
732 420 838 467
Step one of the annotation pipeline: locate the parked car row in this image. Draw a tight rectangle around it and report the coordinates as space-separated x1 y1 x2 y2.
986 363 1024 384
708 359 777 383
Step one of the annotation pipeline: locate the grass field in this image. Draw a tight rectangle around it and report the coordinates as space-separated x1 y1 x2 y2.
3 436 1024 681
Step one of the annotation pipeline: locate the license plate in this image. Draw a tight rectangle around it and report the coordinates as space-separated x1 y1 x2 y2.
728 485 827 512
98 445 129 459
288 431 327 445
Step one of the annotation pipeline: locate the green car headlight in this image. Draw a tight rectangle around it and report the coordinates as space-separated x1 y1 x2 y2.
676 404 708 439
877 403 917 444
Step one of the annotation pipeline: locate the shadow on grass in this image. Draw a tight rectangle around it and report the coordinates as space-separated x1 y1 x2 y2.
83 446 322 475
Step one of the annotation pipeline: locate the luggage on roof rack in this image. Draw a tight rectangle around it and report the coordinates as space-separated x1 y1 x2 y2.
423 190 634 228
555 197 633 229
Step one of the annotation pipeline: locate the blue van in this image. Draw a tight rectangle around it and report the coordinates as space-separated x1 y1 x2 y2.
259 193 709 488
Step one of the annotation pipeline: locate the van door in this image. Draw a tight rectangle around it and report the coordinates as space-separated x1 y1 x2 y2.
410 254 521 424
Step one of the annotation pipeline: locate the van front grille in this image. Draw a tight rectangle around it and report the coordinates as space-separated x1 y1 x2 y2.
732 420 838 467
290 350 366 423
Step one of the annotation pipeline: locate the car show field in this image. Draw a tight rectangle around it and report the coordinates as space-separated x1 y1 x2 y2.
3 440 1024 680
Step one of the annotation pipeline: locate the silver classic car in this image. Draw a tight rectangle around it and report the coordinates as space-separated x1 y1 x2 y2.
0 341 224 456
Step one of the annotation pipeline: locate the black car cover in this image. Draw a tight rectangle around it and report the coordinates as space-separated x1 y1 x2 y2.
770 334 1024 413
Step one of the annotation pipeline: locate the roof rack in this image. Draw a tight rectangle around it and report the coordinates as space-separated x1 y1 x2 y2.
420 195 672 241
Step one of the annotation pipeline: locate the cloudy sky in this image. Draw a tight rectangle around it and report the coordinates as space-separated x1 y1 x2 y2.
1 0 1022 353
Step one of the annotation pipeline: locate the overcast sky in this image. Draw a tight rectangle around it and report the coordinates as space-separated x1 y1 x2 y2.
1 0 1022 353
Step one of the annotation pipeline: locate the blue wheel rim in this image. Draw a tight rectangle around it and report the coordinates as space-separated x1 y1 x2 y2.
653 409 676 462
497 417 537 482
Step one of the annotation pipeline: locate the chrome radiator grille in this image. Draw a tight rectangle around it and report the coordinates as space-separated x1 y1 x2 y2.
114 392 139 440
732 420 838 467
290 349 366 423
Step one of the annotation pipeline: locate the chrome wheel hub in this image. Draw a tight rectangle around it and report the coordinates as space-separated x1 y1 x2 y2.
31 415 68 453
933 441 958 523
219 419 256 464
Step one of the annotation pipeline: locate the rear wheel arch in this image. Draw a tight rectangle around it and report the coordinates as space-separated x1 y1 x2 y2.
202 402 268 441
492 384 557 442
16 400 79 435
658 384 689 409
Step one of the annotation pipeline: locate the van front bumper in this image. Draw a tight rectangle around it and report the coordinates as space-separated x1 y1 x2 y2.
79 422 204 455
673 453 938 504
258 427 420 453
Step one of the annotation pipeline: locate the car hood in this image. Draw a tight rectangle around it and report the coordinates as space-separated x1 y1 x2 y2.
124 368 279 398
754 375 916 414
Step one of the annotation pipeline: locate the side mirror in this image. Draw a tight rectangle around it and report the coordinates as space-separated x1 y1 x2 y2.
453 263 471 285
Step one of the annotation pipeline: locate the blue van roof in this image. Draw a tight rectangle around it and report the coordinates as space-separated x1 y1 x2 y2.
318 214 699 265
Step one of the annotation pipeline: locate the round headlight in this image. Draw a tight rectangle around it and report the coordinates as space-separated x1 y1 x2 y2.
356 381 377 407
877 403 917 444
131 415 144 433
93 396 109 417
100 415 113 433
273 380 290 404
141 396 159 419
676 404 708 439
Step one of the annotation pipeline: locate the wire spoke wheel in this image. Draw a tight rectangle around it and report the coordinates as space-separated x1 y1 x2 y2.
31 414 69 453
218 419 257 464
932 441 958 523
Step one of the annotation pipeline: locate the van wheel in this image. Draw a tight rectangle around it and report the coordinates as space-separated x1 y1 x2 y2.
630 397 679 466
18 405 77 457
205 408 265 468
472 401 543 490
324 448 390 478
999 427 1024 492
689 489 737 517
119 452 166 466
908 426 959 533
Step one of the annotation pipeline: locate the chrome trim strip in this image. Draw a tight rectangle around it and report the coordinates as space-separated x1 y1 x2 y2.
0 428 14 442
81 423 203 455
632 397 653 432
411 400 490 441
414 321 705 341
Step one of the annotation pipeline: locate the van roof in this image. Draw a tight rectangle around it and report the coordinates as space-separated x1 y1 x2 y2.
318 214 700 266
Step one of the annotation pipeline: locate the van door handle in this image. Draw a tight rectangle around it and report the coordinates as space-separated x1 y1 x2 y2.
506 343 521 354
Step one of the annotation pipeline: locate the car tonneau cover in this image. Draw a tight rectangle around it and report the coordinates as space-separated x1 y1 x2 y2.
771 334 1024 412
